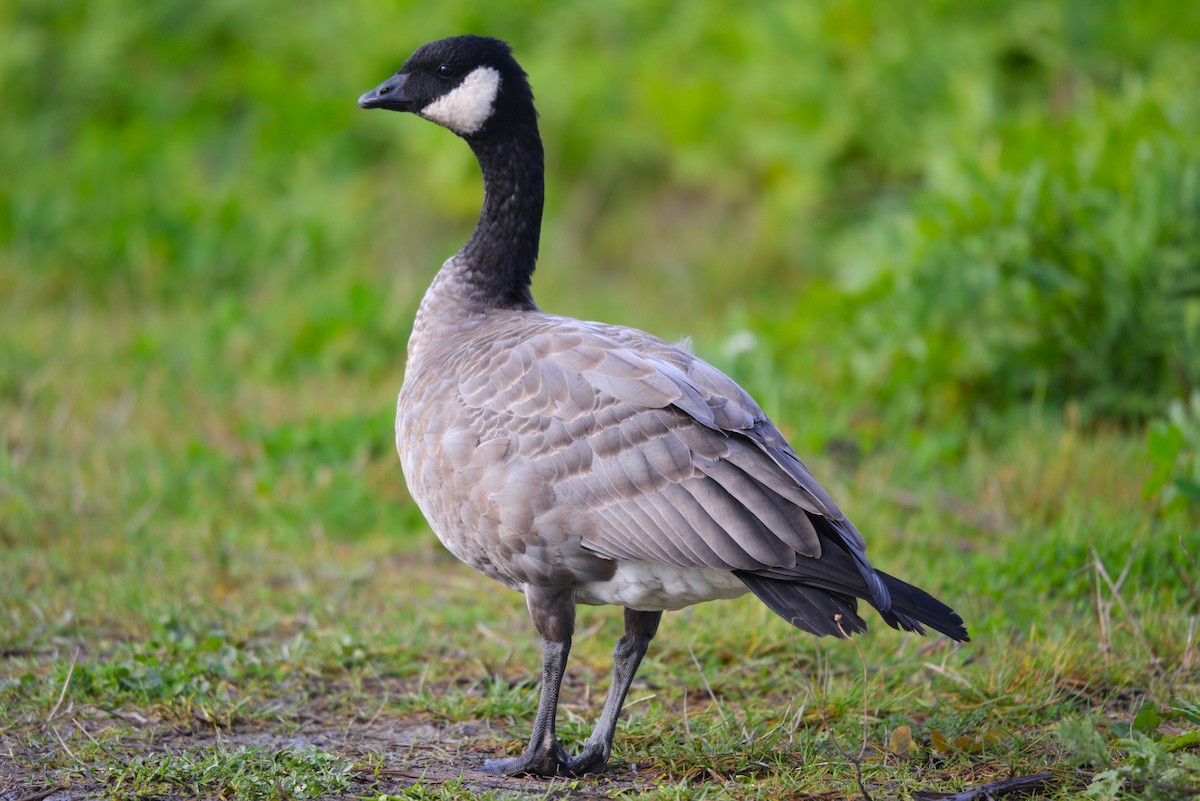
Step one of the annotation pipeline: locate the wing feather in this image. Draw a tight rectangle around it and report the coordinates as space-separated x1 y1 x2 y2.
698 459 820 556
451 315 890 609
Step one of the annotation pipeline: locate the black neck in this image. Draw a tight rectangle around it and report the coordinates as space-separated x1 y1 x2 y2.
458 117 544 311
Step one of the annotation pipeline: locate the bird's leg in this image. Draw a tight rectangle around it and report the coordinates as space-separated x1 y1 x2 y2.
481 584 575 776
565 608 662 775
481 637 572 775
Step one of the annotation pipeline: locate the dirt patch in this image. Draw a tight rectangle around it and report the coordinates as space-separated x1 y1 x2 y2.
1 711 659 800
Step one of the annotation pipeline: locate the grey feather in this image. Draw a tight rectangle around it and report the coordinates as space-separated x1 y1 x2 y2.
402 314 890 601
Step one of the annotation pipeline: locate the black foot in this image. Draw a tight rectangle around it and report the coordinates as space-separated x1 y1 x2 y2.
564 744 610 776
480 740 571 777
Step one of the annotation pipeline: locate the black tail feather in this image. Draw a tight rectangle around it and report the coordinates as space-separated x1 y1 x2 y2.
736 569 969 643
737 572 866 638
875 570 970 642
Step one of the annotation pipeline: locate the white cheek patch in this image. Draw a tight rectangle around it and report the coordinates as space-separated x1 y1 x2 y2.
419 66 502 135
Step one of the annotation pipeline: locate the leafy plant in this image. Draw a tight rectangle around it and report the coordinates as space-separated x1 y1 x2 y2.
1057 704 1200 800
838 134 1200 427
1146 392 1200 516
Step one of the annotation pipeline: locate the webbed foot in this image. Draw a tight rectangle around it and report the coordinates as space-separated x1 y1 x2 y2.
480 739 572 777
563 743 611 776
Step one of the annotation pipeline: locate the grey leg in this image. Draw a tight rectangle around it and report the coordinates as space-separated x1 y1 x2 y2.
480 636 572 776
565 609 661 775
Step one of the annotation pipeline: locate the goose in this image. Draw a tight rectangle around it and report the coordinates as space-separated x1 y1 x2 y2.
358 35 968 777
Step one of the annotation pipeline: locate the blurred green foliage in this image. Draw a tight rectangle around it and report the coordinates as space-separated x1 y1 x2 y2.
1146 392 1200 516
838 56 1200 425
2 0 1198 431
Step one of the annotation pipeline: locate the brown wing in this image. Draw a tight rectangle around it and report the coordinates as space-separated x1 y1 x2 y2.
453 314 889 607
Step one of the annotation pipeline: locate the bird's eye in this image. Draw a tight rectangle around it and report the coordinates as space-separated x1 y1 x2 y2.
436 64 457 79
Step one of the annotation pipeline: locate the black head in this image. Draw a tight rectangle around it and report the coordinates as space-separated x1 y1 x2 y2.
358 35 534 138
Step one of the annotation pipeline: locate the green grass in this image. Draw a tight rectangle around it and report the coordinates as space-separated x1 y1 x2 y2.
105 745 354 800
3 0 1200 799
